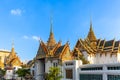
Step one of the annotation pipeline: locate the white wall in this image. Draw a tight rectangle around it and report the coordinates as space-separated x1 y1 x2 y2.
5 70 13 79
45 59 59 73
45 60 52 73
87 52 118 64
35 60 45 80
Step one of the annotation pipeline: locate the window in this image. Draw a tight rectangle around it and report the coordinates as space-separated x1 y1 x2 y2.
81 67 103 71
53 62 58 67
32 70 34 76
108 75 120 80
66 62 74 66
14 67 16 70
80 74 102 80
66 69 73 79
107 66 120 70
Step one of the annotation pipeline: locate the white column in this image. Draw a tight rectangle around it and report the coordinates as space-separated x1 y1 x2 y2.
103 65 107 70
103 65 107 80
103 73 107 80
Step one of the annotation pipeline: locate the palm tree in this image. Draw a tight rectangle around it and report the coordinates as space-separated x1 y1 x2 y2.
46 67 62 80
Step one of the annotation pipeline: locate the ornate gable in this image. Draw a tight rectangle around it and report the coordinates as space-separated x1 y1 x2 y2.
10 57 21 66
58 42 72 61
5 46 21 67
36 41 48 59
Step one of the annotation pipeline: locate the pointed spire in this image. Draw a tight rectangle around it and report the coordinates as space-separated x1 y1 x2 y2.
90 15 92 28
11 40 15 53
8 41 16 61
47 15 56 47
50 15 53 34
87 17 97 42
12 40 14 48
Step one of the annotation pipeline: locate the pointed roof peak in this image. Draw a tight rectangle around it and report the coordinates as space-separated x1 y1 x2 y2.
90 24 93 32
87 19 97 42
47 16 56 47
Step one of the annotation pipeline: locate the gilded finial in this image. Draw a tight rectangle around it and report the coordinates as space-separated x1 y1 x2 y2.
90 15 92 29
50 11 53 33
12 40 14 48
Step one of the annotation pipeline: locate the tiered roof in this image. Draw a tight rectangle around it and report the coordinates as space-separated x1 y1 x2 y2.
5 46 22 67
36 20 72 61
97 39 120 53
73 21 120 57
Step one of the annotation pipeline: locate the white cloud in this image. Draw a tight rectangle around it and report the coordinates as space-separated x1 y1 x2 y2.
10 9 22 15
23 35 29 39
32 36 40 41
23 35 40 41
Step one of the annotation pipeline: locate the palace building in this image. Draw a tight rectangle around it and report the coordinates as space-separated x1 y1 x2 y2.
0 45 22 70
34 22 73 80
73 21 120 64
71 21 120 80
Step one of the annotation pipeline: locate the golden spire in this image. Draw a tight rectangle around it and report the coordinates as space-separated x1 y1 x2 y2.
47 15 56 47
87 17 97 42
11 41 15 53
8 41 16 62
50 15 53 33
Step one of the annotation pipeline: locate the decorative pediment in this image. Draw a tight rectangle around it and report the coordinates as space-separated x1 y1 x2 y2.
5 47 22 68
58 43 72 61
62 50 72 61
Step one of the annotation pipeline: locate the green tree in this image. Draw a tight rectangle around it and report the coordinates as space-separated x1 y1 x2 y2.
46 67 62 80
16 68 30 79
0 68 5 77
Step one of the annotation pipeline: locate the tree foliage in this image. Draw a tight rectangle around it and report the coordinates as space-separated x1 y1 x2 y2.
0 68 5 76
46 67 62 80
16 68 30 77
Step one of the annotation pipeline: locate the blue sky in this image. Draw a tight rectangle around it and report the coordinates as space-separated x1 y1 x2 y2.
0 0 120 61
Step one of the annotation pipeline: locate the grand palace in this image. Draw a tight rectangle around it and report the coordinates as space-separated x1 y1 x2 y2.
0 18 120 80
32 19 120 80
